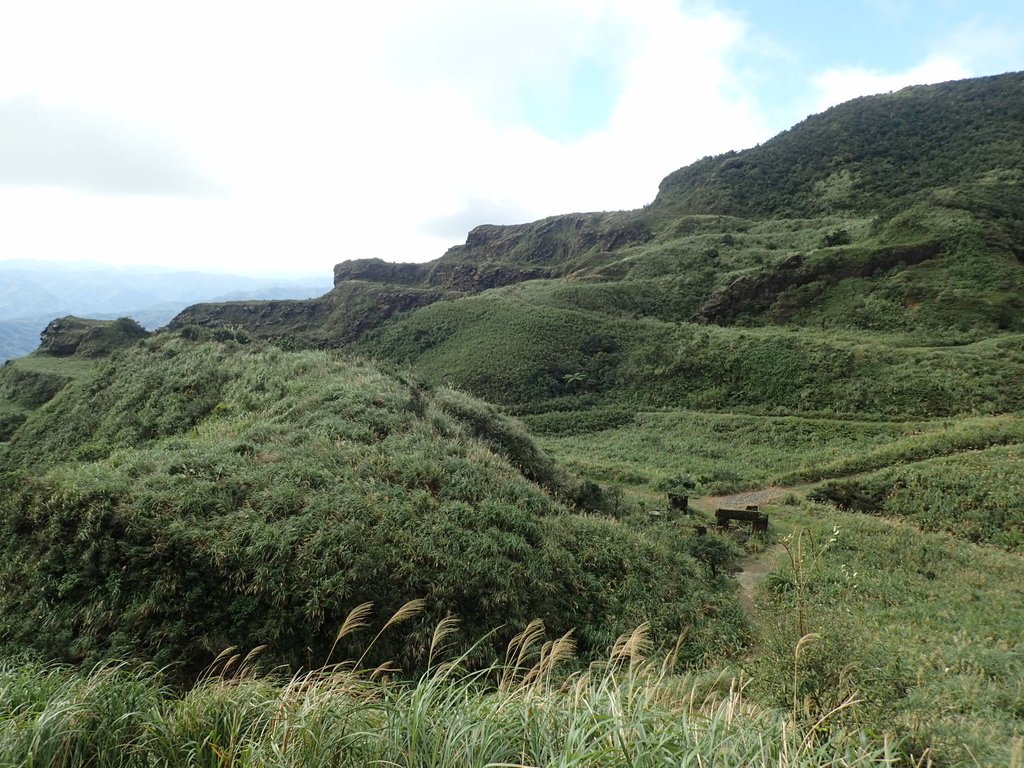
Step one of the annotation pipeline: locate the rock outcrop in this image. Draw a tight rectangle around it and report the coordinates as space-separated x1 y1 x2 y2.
37 316 150 358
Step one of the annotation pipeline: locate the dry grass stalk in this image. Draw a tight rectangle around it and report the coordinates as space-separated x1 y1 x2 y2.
324 601 375 668
428 615 461 668
356 598 428 669
610 623 651 667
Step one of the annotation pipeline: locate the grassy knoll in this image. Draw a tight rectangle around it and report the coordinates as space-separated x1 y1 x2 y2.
358 295 1024 418
0 335 744 677
750 501 1024 766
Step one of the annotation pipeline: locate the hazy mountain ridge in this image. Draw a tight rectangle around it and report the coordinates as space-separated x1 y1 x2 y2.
0 265 332 362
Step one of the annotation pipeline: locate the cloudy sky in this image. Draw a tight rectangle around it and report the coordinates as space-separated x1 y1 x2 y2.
1 0 1022 277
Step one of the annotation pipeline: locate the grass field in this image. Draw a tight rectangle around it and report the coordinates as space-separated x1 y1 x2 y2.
751 500 1024 766
4 345 1023 767
811 442 1024 549
4 355 100 378
531 409 1024 495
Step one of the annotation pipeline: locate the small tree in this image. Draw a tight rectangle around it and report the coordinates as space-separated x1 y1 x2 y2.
821 228 851 247
689 531 742 578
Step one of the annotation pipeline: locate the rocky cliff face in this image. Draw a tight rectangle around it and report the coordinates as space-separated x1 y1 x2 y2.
332 257 550 293
168 282 456 348
332 259 430 286
332 211 655 292
177 210 656 347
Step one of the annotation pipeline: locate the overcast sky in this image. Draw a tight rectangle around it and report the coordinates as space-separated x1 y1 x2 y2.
1 0 1022 277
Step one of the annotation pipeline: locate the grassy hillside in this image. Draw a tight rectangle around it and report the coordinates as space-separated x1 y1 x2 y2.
749 502 1024 766
170 281 458 349
3 494 1023 766
655 72 1024 217
0 316 150 439
531 410 1024 494
165 76 1024 443
356 296 1024 417
811 442 1024 549
0 335 744 677
3 71 1024 766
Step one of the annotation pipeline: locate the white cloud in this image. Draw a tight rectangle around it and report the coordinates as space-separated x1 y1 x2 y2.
0 98 219 194
0 0 768 274
941 17 1024 76
812 57 972 114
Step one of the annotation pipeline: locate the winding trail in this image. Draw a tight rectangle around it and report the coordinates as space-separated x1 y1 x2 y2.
733 543 787 615
691 486 793 616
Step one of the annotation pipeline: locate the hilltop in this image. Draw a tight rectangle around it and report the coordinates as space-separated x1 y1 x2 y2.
0 333 741 676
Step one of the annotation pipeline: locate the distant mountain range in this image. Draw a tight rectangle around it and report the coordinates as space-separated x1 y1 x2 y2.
0 264 332 362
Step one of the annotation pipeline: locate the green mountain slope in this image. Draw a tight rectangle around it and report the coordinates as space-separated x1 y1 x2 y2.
654 71 1024 218
169 72 1024 419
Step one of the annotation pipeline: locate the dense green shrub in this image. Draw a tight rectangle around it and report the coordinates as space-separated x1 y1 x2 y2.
0 411 27 441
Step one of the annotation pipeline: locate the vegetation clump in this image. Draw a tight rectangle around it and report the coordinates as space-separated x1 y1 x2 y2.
37 316 150 358
0 336 742 677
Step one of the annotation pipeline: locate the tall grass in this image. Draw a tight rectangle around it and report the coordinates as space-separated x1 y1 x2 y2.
751 503 1024 766
810 442 1024 548
0 623 908 768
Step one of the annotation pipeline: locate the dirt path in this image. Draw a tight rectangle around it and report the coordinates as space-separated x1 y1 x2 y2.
734 543 787 615
691 486 795 616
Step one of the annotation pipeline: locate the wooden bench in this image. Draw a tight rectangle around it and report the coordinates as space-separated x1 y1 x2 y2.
715 506 769 533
